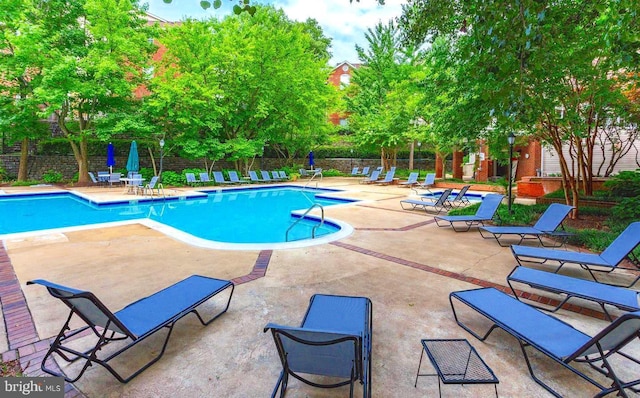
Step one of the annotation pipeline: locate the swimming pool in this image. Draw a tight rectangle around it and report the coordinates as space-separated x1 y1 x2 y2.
0 187 356 249
420 190 484 203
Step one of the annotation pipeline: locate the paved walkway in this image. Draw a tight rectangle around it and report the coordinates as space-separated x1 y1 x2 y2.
0 179 634 397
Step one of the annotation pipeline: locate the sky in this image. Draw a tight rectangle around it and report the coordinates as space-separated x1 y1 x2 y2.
144 0 408 66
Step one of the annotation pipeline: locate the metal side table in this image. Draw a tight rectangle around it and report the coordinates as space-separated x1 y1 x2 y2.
415 339 499 397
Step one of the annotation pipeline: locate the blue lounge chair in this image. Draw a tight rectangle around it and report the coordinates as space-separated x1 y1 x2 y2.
507 266 640 321
399 172 419 187
228 170 250 184
249 170 267 183
434 194 504 232
360 170 381 184
271 171 285 181
359 166 370 177
511 222 640 287
414 173 436 192
351 167 360 176
108 172 122 188
400 188 453 214
88 172 106 187
212 171 233 185
448 185 471 207
27 275 234 383
199 172 212 185
278 170 289 180
185 172 201 186
479 203 574 247
264 294 372 398
374 168 396 185
260 170 277 183
450 287 640 398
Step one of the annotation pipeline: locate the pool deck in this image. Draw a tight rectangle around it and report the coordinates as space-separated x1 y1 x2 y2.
1 178 639 397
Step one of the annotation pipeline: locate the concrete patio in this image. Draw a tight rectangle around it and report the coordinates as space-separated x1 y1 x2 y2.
1 178 638 397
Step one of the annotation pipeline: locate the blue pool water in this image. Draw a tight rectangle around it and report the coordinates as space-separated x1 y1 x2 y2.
0 187 354 244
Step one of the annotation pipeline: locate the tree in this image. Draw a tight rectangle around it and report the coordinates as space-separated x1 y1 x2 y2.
148 6 335 173
346 21 421 169
31 0 155 184
399 0 640 213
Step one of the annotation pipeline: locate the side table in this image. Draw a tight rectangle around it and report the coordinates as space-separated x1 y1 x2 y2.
415 338 499 397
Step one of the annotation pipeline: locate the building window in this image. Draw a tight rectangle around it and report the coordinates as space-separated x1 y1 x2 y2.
340 74 350 86
339 118 349 127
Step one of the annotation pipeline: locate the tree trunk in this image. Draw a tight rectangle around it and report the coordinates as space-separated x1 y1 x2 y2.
70 137 90 184
408 140 415 170
18 137 29 181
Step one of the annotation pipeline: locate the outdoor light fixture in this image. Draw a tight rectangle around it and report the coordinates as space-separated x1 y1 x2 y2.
350 148 354 170
507 132 516 214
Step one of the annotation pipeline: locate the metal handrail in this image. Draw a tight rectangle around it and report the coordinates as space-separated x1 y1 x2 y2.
303 169 322 190
285 203 325 242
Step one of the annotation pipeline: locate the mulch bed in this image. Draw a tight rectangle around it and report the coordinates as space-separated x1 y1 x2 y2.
1 359 23 377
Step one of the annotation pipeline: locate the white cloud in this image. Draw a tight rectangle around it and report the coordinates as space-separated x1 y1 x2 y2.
144 0 407 65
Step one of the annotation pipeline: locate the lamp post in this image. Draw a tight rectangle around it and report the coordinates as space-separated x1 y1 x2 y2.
507 132 516 214
159 139 165 183
350 148 354 171
417 142 422 175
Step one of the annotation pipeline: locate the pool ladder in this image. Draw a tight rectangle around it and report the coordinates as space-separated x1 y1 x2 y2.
285 203 325 242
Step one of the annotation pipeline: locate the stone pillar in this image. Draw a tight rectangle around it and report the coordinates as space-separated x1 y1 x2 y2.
452 150 463 180
435 153 444 178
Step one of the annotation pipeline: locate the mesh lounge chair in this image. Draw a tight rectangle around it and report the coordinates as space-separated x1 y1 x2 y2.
278 170 289 180
271 171 285 181
351 167 360 176
399 172 419 187
360 170 381 184
27 275 234 383
261 170 277 183
185 172 201 186
434 194 504 232
249 170 267 183
374 168 396 185
412 173 436 195
511 222 640 287
264 294 372 398
213 171 234 185
448 185 471 207
507 266 640 321
479 203 574 247
228 170 250 184
450 287 640 397
400 188 453 214
359 166 370 177
199 172 213 185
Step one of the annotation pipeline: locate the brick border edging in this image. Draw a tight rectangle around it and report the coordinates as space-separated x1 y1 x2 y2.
330 241 608 321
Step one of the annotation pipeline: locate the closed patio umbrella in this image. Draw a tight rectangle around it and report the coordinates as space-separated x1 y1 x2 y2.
309 151 314 170
126 141 139 174
107 142 115 174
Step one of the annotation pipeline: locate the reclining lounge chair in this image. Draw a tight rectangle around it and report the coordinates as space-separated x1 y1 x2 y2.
450 287 640 397
360 170 381 184
399 172 419 187
448 185 471 207
413 173 436 193
479 203 574 247
434 194 504 232
400 189 453 214
511 221 640 287
264 294 373 398
374 168 396 185
507 266 640 321
213 171 234 185
28 275 234 383
228 170 250 184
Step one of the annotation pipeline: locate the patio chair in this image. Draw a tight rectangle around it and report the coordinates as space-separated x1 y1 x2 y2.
359 166 370 177
97 171 110 183
360 170 381 184
185 172 201 186
434 194 504 232
261 170 277 183
142 176 162 196
271 171 285 181
413 173 436 194
507 266 640 321
213 171 234 185
299 169 310 178
264 293 372 398
249 170 267 183
399 172 419 187
228 170 250 184
400 188 453 214
448 185 471 207
511 222 640 287
374 168 396 185
450 287 640 397
351 167 360 176
27 275 234 383
88 172 106 187
478 203 574 247
108 172 122 188
278 170 289 180
199 172 213 185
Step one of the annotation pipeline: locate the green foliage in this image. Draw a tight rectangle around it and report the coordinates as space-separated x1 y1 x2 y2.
37 139 158 157
0 166 6 181
42 170 63 184
604 171 640 198
609 198 640 233
159 171 184 186
565 229 616 253
320 169 343 177
11 180 41 187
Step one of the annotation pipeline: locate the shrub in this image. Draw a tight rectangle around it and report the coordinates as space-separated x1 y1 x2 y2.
159 171 184 186
608 197 640 233
604 170 640 198
0 166 6 181
321 168 343 177
42 169 63 184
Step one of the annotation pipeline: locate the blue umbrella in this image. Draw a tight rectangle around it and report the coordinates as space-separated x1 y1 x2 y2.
309 151 314 169
106 142 115 173
126 141 139 174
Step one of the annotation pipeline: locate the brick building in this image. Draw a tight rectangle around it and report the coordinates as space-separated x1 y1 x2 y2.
327 61 360 127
